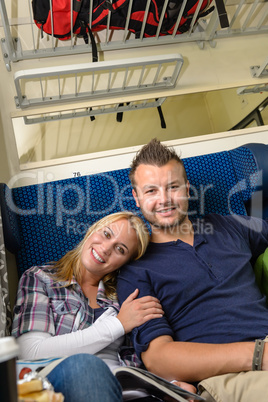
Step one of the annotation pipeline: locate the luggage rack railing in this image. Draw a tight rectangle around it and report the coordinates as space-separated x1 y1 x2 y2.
1 0 268 71
22 97 167 125
13 54 183 109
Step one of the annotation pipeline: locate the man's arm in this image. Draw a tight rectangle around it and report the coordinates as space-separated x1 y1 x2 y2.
141 335 268 383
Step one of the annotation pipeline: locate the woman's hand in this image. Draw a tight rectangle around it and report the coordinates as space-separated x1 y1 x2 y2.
117 289 164 333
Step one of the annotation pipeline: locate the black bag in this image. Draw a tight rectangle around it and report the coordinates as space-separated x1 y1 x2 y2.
32 0 215 43
89 0 214 37
32 0 99 61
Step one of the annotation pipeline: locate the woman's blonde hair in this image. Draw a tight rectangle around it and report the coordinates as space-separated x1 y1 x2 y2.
52 211 150 299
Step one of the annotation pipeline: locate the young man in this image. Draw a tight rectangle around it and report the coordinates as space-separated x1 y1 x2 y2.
117 138 268 401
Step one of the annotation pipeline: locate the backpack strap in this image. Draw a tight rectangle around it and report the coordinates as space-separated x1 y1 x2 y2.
116 103 125 122
104 0 114 12
84 23 98 62
214 0 229 28
156 99 166 129
104 0 130 12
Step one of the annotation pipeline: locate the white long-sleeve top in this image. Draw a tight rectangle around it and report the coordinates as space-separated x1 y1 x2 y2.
13 266 150 400
12 266 125 371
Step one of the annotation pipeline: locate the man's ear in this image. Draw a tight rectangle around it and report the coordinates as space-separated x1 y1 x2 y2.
186 181 190 198
132 189 140 208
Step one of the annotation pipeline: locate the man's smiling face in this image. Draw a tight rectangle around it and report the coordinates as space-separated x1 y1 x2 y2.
132 160 190 233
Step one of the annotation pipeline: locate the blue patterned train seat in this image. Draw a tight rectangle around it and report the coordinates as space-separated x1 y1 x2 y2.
0 143 267 277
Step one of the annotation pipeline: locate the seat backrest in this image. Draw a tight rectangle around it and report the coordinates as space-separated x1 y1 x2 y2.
230 143 268 220
1 143 267 277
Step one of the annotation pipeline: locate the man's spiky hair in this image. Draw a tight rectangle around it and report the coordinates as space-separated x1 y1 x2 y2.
129 138 187 188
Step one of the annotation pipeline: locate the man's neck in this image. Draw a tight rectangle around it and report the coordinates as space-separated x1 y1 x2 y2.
150 217 194 245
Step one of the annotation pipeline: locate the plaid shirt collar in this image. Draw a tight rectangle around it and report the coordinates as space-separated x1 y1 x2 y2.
59 276 120 312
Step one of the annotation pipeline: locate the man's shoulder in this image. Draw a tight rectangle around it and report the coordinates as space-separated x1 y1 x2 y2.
199 213 267 234
198 212 249 225
118 244 163 277
191 213 230 229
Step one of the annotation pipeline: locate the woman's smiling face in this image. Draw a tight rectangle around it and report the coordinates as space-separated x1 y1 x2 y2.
80 218 139 282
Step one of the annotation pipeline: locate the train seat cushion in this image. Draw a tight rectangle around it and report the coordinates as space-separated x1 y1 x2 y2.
0 143 267 277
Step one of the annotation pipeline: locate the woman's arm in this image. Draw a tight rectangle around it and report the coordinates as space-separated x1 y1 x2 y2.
17 308 124 359
13 267 163 360
15 270 163 360
17 291 163 360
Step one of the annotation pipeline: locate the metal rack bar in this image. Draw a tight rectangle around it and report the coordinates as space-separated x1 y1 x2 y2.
172 0 187 38
14 54 184 109
250 57 268 78
123 0 134 42
242 0 260 31
23 97 167 124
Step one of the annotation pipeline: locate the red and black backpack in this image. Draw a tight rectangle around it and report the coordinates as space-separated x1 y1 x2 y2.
32 0 216 60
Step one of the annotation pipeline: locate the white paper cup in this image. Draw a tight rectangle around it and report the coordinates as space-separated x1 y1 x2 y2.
0 337 20 402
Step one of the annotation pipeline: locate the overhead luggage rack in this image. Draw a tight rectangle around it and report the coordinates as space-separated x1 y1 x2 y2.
14 54 183 109
22 97 167 124
1 0 268 70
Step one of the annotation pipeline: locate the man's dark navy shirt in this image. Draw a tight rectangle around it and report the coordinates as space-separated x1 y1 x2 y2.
117 214 268 359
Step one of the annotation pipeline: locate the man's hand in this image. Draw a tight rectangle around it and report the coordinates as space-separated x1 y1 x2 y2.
171 380 197 395
170 381 197 402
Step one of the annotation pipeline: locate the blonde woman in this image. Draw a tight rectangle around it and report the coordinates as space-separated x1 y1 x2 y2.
12 211 164 401
12 211 195 401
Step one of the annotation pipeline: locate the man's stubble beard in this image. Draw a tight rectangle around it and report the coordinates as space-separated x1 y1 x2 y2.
150 213 188 231
139 204 188 232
